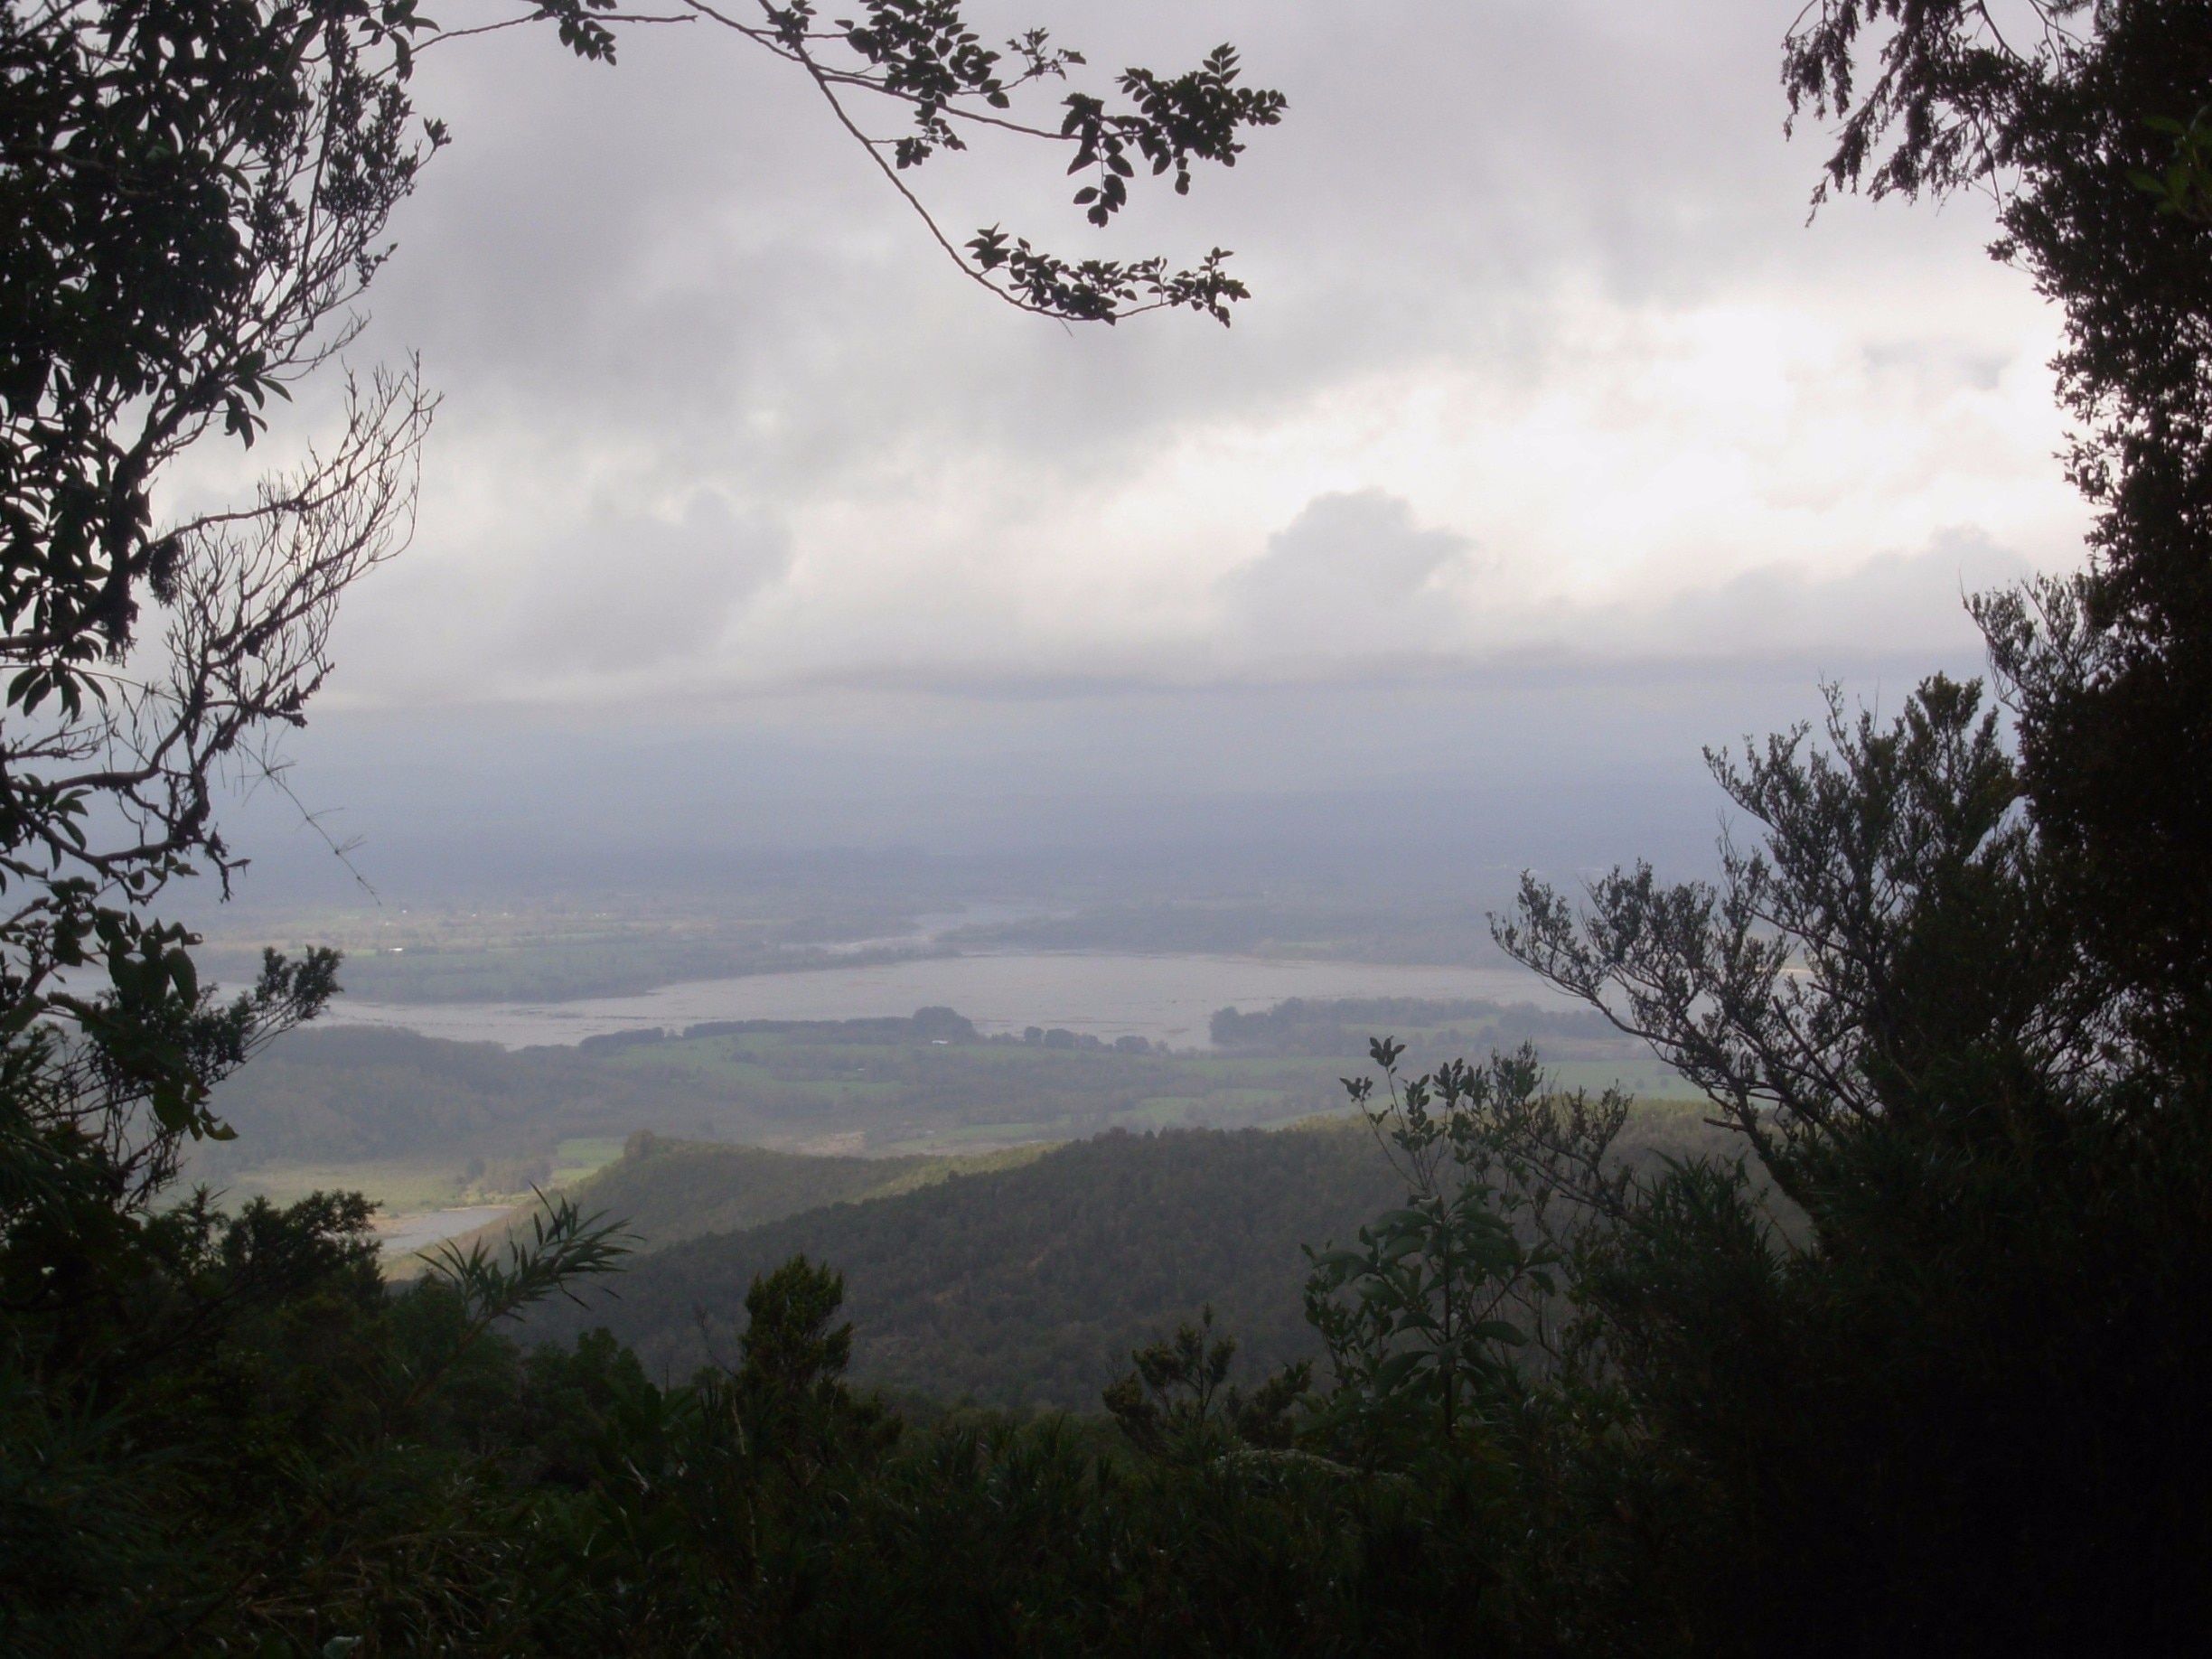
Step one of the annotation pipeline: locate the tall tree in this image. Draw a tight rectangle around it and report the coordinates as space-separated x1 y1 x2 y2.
1786 0 2212 1072
1454 9 2212 1646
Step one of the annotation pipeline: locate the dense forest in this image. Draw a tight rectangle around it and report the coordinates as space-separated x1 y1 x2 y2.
535 1123 1405 1405
525 1108 1750 1408
5 2 2211 1655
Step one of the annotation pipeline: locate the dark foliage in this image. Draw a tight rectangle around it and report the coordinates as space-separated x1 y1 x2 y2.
573 1130 936 1243
1 1176 627 1656
1498 675 2212 1655
0 1163 1547 1656
1788 0 2212 1079
1101 1305 1310 1458
525 1123 1411 1408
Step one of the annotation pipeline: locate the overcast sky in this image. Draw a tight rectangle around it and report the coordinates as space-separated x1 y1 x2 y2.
175 0 2091 901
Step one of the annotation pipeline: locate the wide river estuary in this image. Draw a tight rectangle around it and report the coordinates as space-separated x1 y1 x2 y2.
329 951 1574 1051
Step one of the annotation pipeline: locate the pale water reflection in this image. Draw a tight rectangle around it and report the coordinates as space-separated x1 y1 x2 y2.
374 1205 513 1257
330 951 1573 1051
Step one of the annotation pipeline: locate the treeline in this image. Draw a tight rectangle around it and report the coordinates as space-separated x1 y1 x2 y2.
576 1005 984 1057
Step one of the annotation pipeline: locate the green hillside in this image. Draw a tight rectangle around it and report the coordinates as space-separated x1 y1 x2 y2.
526 1120 1396 1406
527 1103 1748 1410
480 1131 1049 1255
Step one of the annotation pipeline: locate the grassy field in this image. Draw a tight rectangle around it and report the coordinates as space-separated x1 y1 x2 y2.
204 1137 631 1224
584 1025 1370 1148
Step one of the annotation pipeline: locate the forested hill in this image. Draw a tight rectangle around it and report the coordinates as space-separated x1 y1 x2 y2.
526 1105 1745 1410
468 1132 1049 1255
528 1122 1402 1408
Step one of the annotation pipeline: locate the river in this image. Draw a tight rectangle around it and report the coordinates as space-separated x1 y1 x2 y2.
326 951 1573 1050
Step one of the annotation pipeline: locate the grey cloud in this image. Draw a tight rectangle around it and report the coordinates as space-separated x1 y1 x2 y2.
1222 491 1479 656
1633 529 2035 662
1206 514 2035 680
355 0 1986 509
220 669 1818 908
511 495 791 673
163 0 2088 927
286 0 2068 716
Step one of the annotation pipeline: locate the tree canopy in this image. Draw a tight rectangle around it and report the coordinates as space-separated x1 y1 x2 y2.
1788 0 2212 1069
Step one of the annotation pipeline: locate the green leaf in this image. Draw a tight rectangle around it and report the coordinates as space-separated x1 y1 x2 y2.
1375 1352 1427 1392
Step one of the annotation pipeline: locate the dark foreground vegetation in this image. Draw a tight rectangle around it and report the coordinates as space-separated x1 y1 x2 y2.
7 0 2212 1654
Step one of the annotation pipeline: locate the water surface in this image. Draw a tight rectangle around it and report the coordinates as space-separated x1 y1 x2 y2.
331 951 1572 1050
374 1205 512 1257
